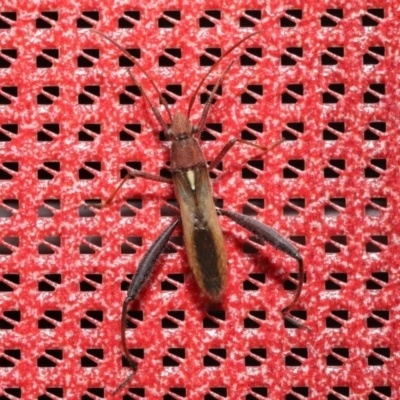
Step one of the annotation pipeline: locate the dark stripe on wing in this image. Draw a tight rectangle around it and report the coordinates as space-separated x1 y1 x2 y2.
193 225 222 298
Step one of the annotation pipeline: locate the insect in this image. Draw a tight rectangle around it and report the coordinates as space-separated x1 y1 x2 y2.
91 30 305 393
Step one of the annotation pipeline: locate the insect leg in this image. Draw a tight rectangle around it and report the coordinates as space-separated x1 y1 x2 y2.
218 209 305 323
114 218 180 394
208 138 284 172
89 171 172 209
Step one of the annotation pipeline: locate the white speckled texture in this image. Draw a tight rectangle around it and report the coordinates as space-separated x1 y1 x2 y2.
0 0 399 399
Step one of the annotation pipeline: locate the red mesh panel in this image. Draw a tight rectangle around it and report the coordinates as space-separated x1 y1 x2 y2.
0 1 398 399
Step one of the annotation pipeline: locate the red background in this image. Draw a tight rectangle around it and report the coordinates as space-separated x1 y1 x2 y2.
0 0 399 399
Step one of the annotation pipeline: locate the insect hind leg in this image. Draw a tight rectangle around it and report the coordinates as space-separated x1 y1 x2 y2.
218 208 309 329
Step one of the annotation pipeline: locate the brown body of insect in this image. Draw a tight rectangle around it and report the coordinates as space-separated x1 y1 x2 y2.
170 117 227 300
91 30 306 394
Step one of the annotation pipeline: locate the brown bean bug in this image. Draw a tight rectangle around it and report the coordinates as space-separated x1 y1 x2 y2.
91 30 306 393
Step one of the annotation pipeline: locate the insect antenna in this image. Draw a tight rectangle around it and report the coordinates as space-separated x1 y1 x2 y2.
91 29 173 124
195 59 235 136
187 30 260 118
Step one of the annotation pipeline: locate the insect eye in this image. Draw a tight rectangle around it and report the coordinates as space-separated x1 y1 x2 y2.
192 125 198 133
166 128 173 138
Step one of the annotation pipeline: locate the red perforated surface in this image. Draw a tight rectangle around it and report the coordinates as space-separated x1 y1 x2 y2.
1 1 399 399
